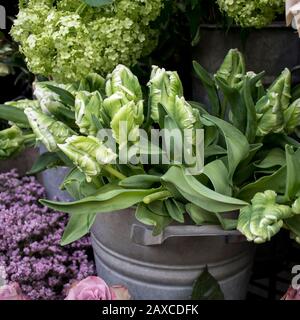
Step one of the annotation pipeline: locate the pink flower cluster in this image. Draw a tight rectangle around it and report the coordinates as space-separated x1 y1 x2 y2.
0 170 95 300
0 277 131 301
0 283 27 300
65 276 131 300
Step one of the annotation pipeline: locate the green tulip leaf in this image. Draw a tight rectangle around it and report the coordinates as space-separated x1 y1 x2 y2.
285 145 300 201
61 213 97 246
161 166 248 213
27 152 62 175
202 114 249 181
193 61 220 116
165 198 185 223
192 267 224 300
119 175 161 189
0 104 29 125
186 203 219 225
237 166 287 202
41 185 161 215
135 203 172 236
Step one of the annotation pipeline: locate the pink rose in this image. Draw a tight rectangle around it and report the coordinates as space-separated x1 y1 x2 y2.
65 276 130 300
111 285 131 300
282 286 300 300
0 283 27 300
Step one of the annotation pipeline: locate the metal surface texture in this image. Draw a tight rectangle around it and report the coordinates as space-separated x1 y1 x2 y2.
92 208 254 300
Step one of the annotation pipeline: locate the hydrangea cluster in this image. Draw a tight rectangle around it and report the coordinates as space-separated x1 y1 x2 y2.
11 0 163 82
217 0 285 28
0 170 95 300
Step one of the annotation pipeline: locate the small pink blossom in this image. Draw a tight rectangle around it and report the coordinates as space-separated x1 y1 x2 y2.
282 286 300 300
65 276 117 300
0 283 27 300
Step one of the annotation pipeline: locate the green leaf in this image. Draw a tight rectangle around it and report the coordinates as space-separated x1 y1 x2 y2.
191 267 224 300
193 61 220 116
284 215 300 244
27 152 62 175
119 175 161 189
285 145 300 200
43 84 75 107
61 167 102 200
216 213 238 230
135 203 172 236
234 143 263 185
0 104 29 125
161 166 248 213
61 213 97 246
203 159 232 196
214 77 246 132
204 145 226 158
165 199 185 223
41 185 160 215
202 114 249 181
254 148 286 169
243 76 257 143
237 166 287 202
186 203 219 225
79 73 105 93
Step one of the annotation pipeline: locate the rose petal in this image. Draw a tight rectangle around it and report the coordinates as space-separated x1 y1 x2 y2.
111 285 131 300
65 276 115 300
0 283 27 301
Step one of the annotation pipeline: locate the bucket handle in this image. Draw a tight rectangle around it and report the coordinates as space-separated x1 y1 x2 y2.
130 224 246 246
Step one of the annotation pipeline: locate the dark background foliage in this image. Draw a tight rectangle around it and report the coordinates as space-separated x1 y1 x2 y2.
0 0 33 104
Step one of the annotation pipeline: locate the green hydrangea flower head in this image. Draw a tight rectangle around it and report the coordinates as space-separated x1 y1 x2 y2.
11 0 164 82
217 0 285 28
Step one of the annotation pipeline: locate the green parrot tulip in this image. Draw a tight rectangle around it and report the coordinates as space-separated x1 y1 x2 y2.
173 96 197 130
5 99 40 110
105 64 142 103
75 90 103 136
237 190 293 243
292 198 300 215
110 100 144 148
103 91 130 120
255 68 292 136
215 48 246 88
256 92 285 136
0 125 34 159
268 68 291 111
147 66 196 130
24 108 76 152
284 98 300 134
34 82 68 114
58 135 117 182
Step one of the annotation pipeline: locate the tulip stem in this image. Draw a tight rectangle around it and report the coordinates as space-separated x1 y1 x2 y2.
104 165 127 180
143 190 172 204
24 134 36 144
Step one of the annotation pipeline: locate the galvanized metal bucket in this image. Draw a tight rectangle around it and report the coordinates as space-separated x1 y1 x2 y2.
38 146 72 201
0 148 38 176
91 208 254 300
192 23 300 104
38 166 72 201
